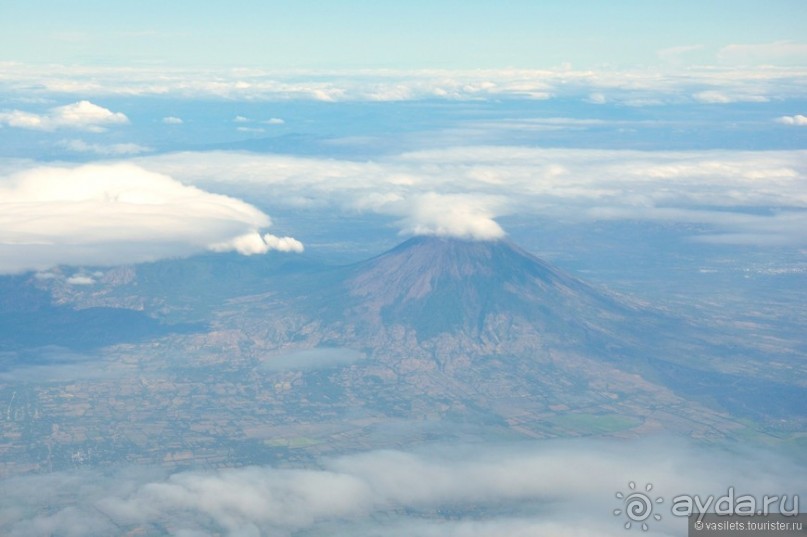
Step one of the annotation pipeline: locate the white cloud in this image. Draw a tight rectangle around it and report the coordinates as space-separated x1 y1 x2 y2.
209 232 304 255
161 116 183 124
0 163 302 274
58 139 150 155
397 193 506 240
692 90 768 104
264 117 285 125
66 274 95 285
586 92 607 104
233 115 250 122
776 114 807 126
236 126 265 133
0 100 128 132
262 233 304 252
0 439 804 537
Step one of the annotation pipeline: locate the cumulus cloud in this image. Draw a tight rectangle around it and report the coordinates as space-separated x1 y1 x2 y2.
0 100 128 132
262 233 304 252
161 116 183 124
398 193 506 240
66 274 95 285
776 114 807 126
209 232 304 255
0 439 804 537
265 117 285 125
0 163 301 274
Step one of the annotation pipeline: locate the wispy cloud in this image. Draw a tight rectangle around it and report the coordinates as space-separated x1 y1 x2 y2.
58 139 150 155
718 41 807 66
0 100 128 132
657 44 704 65
586 92 607 104
161 116 183 124
236 126 265 133
0 347 113 383
692 90 769 104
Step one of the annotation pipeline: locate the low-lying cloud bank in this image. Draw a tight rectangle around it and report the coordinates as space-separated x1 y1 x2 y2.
2 145 804 273
0 162 301 274
1 438 804 537
135 147 807 246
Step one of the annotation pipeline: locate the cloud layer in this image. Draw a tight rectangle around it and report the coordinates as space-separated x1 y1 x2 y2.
1 439 804 537
134 147 807 246
0 163 301 273
2 144 804 273
1 63 805 104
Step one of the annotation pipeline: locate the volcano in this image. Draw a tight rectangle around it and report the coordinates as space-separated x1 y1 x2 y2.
268 236 803 430
309 236 646 354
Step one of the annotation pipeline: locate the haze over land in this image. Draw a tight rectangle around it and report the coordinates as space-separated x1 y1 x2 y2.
0 1 806 535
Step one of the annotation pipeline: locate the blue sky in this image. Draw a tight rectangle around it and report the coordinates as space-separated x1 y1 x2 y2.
1 0 805 68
